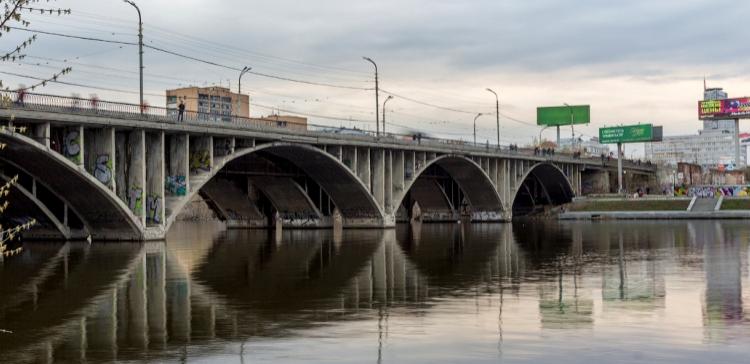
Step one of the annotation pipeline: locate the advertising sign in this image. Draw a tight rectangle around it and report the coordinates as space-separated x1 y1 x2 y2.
699 97 750 119
599 124 653 144
537 105 590 126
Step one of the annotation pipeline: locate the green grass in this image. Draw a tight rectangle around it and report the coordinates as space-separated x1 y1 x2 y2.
720 199 750 210
569 200 691 212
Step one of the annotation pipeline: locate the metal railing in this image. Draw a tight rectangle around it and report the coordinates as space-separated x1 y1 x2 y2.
0 90 655 171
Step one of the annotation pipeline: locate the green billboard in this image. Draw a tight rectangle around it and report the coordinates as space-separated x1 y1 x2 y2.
599 124 653 144
537 105 590 126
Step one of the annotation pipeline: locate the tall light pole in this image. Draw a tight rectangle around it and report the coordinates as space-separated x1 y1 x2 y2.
486 88 500 146
473 113 483 146
564 103 575 150
382 95 393 135
363 57 380 137
123 0 143 112
238 66 251 117
539 125 551 146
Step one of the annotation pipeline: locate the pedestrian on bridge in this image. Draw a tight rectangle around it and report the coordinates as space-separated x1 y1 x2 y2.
16 87 26 107
178 100 185 122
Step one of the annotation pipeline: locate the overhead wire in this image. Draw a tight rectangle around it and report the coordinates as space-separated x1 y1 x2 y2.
8 26 374 91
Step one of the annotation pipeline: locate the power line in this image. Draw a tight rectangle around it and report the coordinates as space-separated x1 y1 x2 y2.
0 70 376 124
380 88 482 115
8 27 373 91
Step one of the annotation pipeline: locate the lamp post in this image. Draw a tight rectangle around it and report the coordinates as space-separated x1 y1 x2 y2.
363 57 380 137
473 113 483 146
123 0 143 112
564 103 575 150
539 125 551 146
238 66 251 117
486 88 500 145
382 95 393 135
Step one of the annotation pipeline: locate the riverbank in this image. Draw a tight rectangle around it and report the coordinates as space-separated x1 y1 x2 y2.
560 196 750 220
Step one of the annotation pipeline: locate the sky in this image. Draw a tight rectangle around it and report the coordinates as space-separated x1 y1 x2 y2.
4 0 750 156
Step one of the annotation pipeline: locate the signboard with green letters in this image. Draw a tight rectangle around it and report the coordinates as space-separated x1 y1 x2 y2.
537 105 590 126
599 124 654 144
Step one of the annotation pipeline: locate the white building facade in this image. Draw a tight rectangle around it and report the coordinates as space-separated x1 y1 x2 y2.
645 88 747 169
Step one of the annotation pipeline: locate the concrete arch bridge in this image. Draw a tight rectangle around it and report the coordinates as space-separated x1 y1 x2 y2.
0 91 656 240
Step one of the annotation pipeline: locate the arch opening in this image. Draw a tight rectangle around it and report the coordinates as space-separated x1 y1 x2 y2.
512 163 574 217
168 143 385 232
394 156 504 223
0 132 142 240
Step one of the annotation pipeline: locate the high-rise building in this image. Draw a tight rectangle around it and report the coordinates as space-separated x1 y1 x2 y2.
645 87 746 169
166 86 249 121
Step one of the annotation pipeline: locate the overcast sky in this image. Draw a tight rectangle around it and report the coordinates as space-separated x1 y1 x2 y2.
4 0 750 155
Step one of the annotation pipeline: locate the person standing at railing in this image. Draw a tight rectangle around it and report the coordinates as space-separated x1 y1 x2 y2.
15 87 25 107
90 94 99 113
178 99 185 122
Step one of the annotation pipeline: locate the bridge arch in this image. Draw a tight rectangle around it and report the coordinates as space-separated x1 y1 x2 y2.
512 163 575 217
0 130 143 240
165 142 385 232
392 155 504 221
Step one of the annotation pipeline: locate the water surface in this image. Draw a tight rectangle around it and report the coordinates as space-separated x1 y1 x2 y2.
2 220 750 363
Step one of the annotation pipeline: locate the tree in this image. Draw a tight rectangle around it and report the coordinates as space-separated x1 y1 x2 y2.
1 0 72 256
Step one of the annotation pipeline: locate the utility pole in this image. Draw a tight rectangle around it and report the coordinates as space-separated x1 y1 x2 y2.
123 0 143 112
363 57 380 137
382 95 393 135
486 88 500 145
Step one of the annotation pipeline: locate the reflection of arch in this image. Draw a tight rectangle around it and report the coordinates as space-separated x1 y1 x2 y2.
195 230 383 311
165 142 384 232
392 155 504 216
0 131 142 240
512 163 574 216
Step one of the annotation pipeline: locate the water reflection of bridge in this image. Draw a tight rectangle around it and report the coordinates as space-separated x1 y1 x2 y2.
3 221 750 362
0 223 522 362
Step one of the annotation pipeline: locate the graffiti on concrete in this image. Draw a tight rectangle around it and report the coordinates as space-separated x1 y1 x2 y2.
63 130 81 163
471 211 503 221
128 186 143 214
166 175 187 196
190 150 210 173
676 185 750 197
93 154 112 185
280 211 320 227
146 194 163 224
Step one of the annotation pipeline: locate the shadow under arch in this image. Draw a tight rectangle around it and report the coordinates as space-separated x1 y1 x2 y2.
165 142 385 233
0 130 143 240
392 155 504 220
512 163 574 217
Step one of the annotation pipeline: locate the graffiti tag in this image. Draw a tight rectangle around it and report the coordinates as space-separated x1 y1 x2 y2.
166 175 187 196
146 195 163 224
128 186 143 215
190 150 210 173
63 130 81 163
93 154 112 185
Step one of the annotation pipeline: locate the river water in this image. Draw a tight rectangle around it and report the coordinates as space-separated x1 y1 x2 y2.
2 220 750 363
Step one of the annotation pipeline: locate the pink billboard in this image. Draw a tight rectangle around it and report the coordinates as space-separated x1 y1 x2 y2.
699 97 750 119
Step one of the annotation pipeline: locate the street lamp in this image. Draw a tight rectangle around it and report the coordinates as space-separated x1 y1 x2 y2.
238 66 251 117
382 95 393 135
123 0 143 112
473 113 483 146
486 88 500 146
363 57 380 137
539 125 551 146
564 103 575 150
